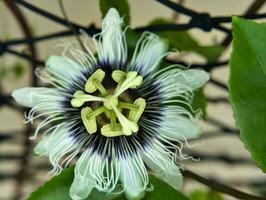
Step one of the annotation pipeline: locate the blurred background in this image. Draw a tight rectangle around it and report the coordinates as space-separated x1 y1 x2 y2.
1 0 266 200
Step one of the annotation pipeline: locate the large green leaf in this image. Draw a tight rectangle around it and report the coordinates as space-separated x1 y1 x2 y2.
144 175 189 200
149 18 224 62
27 167 120 200
99 0 130 25
189 190 223 200
229 17 266 172
27 167 73 200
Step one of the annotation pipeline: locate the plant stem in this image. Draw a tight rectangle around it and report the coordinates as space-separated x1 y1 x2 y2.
182 169 266 200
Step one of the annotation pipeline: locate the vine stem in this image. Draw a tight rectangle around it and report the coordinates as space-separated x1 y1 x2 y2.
2 47 229 72
182 169 265 200
154 0 230 33
209 78 228 90
221 0 266 46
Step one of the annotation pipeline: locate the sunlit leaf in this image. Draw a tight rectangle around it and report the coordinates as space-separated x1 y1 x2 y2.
27 167 73 200
229 17 266 172
144 175 189 200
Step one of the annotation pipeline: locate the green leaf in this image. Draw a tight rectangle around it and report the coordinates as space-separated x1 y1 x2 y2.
27 167 121 200
27 167 187 200
194 46 224 63
125 28 141 56
12 63 25 78
144 175 189 200
90 190 122 200
189 189 223 200
27 167 74 200
99 0 130 25
0 63 25 79
229 17 266 172
149 18 224 62
192 88 207 119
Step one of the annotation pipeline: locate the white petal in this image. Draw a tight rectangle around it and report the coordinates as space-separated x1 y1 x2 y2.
70 149 119 199
12 87 61 108
129 33 168 76
157 114 200 141
70 176 93 200
34 124 69 155
152 69 209 99
142 143 183 189
119 155 148 200
174 69 210 90
97 8 127 65
34 123 82 174
45 56 85 89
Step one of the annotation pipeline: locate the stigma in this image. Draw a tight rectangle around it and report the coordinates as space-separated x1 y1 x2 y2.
71 69 146 137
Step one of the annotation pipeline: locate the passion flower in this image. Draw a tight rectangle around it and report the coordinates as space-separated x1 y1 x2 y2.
12 8 209 200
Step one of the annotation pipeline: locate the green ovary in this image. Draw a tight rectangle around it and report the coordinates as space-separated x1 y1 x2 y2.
70 69 146 137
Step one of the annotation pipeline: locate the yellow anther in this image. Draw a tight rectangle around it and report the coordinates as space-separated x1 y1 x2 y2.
81 107 97 134
114 71 143 97
71 90 104 108
112 70 126 83
85 69 106 93
101 124 124 137
129 98 146 122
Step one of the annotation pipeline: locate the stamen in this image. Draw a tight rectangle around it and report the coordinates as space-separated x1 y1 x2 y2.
101 124 124 137
112 70 126 93
86 106 105 119
93 79 108 96
110 111 117 131
118 101 138 110
112 70 126 83
81 107 97 134
71 90 104 107
111 101 138 135
85 69 105 93
129 98 146 122
103 95 118 110
71 70 146 137
113 71 143 97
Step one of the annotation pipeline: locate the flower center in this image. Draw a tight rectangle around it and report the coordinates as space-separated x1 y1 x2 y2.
103 95 118 110
70 69 146 137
